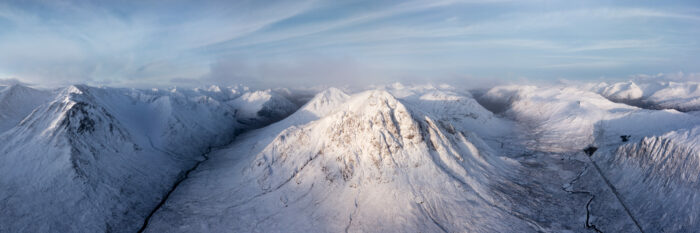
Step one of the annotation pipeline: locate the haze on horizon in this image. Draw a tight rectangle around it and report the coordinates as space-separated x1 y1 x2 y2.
1 0 699 88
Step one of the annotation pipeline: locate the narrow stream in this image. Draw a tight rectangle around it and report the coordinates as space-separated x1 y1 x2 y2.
137 128 249 232
561 165 603 233
137 146 214 233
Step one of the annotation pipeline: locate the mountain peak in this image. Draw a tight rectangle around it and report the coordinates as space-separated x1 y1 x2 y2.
601 81 643 100
66 84 88 94
299 87 349 114
252 89 430 189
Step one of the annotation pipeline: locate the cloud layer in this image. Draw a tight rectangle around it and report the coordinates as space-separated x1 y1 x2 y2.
1 0 699 87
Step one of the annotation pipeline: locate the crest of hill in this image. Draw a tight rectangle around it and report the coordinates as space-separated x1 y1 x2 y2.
144 89 534 233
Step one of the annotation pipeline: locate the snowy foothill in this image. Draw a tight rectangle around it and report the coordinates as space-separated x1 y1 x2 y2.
0 80 698 232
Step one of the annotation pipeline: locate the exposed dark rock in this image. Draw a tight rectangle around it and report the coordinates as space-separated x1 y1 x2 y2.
620 135 630 142
583 146 597 156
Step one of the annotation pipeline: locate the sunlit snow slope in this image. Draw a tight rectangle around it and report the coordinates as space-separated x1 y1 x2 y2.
2 80 699 233
0 85 246 232
145 86 603 232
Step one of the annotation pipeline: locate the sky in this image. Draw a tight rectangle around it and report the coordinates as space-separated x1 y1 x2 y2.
0 0 699 88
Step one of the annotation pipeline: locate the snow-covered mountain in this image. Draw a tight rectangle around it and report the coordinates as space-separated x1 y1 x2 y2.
482 84 699 152
594 125 700 232
145 88 534 232
592 80 700 111
143 85 647 232
2 81 699 233
189 84 248 102
481 83 700 232
0 84 294 232
598 81 644 101
0 84 52 133
226 89 299 127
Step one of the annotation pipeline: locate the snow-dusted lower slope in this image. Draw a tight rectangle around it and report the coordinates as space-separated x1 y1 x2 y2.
0 84 52 133
594 126 700 232
144 88 602 232
227 89 299 127
0 85 241 232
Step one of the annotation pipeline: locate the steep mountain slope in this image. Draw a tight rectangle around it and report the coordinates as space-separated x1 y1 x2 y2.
144 88 603 232
2 81 698 232
389 85 515 142
0 84 52 133
0 85 241 232
594 126 700 232
483 83 700 232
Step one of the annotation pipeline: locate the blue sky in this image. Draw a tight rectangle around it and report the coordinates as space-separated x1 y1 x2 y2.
1 0 699 87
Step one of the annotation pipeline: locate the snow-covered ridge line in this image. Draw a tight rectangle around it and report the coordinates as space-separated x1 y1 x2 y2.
2 80 700 232
590 80 700 112
0 84 53 133
144 87 581 232
595 126 700 232
0 83 304 233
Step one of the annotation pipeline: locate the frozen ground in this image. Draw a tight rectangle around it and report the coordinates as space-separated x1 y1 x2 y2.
0 81 698 232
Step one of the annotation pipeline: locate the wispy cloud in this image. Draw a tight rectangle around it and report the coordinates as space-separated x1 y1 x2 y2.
539 61 624 69
0 1 698 87
566 39 661 52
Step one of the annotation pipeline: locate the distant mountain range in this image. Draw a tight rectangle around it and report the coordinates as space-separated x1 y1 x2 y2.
0 80 698 232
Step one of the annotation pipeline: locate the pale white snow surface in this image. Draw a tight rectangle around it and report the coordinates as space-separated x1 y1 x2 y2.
144 82 700 232
593 125 700 232
145 88 541 232
0 84 52 133
2 81 700 233
483 84 699 152
591 80 700 111
0 84 302 232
